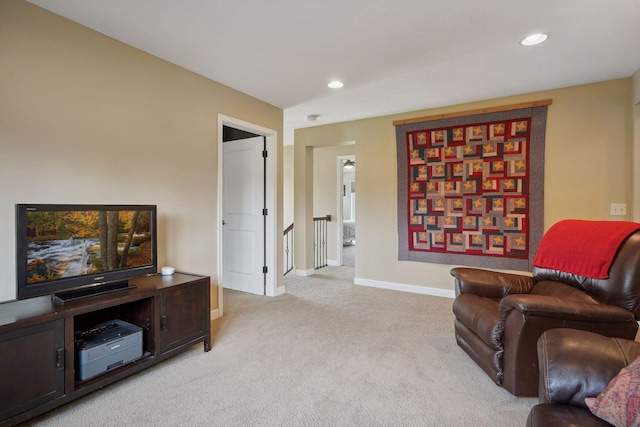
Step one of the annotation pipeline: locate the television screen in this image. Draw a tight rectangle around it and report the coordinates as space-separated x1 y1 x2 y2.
17 204 157 301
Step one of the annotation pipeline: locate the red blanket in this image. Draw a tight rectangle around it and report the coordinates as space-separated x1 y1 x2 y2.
533 220 640 279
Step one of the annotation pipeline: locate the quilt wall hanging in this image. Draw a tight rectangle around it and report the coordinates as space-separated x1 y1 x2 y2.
394 101 550 271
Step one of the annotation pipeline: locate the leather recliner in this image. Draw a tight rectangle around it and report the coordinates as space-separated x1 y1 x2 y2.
451 229 640 396
527 328 640 426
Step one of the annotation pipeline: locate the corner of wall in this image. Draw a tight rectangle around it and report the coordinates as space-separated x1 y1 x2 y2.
633 69 640 221
632 68 640 105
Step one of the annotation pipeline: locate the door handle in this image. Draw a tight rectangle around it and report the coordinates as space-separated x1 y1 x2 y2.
56 348 65 370
160 314 168 331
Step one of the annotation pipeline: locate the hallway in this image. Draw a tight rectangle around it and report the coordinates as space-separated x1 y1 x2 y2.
284 244 355 287
342 243 355 267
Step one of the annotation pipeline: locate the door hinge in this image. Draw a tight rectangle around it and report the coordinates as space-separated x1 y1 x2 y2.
262 208 268 216
262 150 268 158
263 266 268 274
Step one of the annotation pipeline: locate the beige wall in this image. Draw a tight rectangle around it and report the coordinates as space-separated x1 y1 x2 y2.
294 79 633 293
0 1 284 306
283 145 295 228
632 68 640 221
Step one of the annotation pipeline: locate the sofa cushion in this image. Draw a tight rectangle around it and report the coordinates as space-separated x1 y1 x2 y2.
531 281 600 303
585 356 640 427
527 403 613 427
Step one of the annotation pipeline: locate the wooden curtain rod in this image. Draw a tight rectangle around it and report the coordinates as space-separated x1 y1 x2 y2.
392 99 552 126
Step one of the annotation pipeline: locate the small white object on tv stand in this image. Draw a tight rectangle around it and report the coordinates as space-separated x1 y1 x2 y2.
161 266 175 276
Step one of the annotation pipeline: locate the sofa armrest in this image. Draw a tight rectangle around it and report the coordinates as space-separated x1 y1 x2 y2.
537 328 640 407
500 294 635 323
450 267 535 298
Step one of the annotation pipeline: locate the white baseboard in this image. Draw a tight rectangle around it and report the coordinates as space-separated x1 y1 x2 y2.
354 277 455 299
210 308 221 320
295 268 316 277
274 285 286 296
327 259 339 266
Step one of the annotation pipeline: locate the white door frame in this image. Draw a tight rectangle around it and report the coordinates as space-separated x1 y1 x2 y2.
217 114 278 315
336 155 355 266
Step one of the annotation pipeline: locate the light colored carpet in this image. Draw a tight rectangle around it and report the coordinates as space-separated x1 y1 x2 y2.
26 265 536 426
342 243 355 266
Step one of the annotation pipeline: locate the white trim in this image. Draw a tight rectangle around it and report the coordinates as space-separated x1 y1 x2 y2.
264 133 277 297
217 120 224 313
210 308 221 320
274 286 286 296
295 268 316 277
336 154 355 267
327 259 339 266
354 277 455 299
217 115 279 312
336 157 345 267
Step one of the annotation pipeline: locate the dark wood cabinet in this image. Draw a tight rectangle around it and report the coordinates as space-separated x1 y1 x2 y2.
0 319 64 422
160 282 210 355
0 273 210 426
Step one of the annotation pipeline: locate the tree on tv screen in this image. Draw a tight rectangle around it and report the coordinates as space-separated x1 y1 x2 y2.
26 210 152 282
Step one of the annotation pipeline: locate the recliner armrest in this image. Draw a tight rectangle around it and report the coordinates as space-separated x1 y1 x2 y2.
500 294 635 323
450 267 535 298
536 328 640 407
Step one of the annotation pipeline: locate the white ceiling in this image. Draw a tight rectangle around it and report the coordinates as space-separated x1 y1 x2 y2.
28 0 640 144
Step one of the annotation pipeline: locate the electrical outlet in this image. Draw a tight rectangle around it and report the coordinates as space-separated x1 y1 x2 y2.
610 203 627 216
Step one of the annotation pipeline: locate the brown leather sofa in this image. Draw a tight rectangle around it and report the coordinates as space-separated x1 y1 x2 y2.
527 328 640 427
451 230 640 396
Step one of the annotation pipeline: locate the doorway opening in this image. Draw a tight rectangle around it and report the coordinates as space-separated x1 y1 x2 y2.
338 155 356 267
217 115 278 315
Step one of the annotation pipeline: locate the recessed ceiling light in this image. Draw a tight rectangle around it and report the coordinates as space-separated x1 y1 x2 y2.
328 80 344 89
520 33 548 46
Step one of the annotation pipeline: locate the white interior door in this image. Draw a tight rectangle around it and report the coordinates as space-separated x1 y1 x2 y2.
223 136 264 295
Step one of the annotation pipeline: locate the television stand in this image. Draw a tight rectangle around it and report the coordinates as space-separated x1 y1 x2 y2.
52 280 136 304
0 272 211 426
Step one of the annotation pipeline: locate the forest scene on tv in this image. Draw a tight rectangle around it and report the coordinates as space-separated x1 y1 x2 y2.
25 210 153 284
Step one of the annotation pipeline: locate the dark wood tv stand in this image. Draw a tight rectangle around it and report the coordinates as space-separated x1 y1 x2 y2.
0 272 211 426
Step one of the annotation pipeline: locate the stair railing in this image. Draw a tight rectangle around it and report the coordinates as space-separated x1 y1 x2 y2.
313 215 331 269
283 223 294 275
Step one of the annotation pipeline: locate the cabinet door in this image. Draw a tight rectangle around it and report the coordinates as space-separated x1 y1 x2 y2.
0 319 65 421
159 282 207 355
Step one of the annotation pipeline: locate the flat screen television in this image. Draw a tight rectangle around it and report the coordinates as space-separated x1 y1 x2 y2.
16 204 158 303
